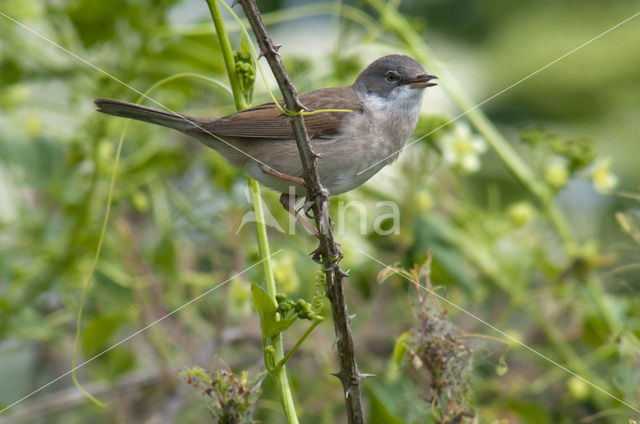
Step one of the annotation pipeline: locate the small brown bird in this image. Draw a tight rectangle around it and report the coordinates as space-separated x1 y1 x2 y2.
95 54 436 232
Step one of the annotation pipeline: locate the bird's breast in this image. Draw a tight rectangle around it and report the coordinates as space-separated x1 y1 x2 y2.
361 90 422 161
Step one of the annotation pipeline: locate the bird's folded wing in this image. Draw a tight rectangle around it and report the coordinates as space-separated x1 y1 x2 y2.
188 86 363 140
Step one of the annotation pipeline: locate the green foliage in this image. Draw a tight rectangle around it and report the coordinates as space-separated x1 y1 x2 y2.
521 128 596 172
2 0 640 423
382 258 475 422
81 313 126 357
366 380 406 424
251 282 296 339
391 332 410 369
182 365 262 424
234 35 256 105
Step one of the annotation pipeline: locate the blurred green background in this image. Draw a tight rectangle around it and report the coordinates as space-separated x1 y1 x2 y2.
1 0 639 423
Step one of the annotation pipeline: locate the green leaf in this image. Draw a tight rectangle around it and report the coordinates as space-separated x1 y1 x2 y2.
82 313 126 356
366 380 406 424
251 282 295 339
376 266 399 285
496 354 509 376
251 282 276 323
386 331 411 382
392 332 411 367
153 233 176 276
240 33 253 58
269 316 297 336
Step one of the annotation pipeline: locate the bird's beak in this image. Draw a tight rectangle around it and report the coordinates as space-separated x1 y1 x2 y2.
404 73 438 89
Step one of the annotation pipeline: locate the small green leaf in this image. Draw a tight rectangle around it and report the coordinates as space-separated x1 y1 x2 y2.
392 332 411 367
250 282 295 338
269 317 297 336
377 266 399 285
251 282 276 330
240 33 252 58
496 354 509 376
182 366 213 385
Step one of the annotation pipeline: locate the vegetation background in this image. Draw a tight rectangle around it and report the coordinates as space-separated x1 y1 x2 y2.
1 0 639 422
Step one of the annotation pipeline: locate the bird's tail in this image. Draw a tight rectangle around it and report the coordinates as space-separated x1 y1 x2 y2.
94 98 199 132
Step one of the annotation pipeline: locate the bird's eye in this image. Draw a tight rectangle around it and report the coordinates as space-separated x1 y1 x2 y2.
386 71 399 82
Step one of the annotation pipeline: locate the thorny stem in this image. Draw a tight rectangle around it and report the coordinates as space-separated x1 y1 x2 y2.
237 1 365 423
204 1 298 423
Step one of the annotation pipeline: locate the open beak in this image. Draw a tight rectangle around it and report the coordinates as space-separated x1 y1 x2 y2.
404 73 438 89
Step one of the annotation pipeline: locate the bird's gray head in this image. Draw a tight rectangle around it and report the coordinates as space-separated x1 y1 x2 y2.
353 54 437 99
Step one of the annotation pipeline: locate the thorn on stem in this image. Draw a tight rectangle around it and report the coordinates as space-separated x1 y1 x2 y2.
296 99 309 112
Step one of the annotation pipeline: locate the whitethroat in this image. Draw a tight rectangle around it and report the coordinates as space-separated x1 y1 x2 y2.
95 54 437 234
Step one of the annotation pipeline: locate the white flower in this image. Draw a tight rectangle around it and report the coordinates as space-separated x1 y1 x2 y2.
591 157 618 193
439 123 487 173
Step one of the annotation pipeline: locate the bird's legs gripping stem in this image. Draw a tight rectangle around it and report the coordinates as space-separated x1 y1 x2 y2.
260 164 318 236
279 193 319 237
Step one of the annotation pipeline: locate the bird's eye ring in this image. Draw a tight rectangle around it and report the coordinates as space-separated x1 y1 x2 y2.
386 71 398 82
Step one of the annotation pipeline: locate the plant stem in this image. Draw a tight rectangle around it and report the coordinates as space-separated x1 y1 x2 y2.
204 1 298 423
205 0 245 110
276 320 322 370
237 1 365 422
247 178 299 424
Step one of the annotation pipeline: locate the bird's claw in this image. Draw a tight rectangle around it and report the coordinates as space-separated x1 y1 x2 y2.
310 243 344 271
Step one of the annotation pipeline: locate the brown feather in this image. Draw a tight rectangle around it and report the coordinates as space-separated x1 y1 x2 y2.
188 86 364 140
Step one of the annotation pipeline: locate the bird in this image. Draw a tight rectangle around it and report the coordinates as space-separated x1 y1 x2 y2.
95 54 437 234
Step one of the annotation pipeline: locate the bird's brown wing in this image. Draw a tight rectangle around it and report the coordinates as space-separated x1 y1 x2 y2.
189 86 364 140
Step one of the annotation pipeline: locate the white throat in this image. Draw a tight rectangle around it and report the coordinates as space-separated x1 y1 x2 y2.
364 85 424 149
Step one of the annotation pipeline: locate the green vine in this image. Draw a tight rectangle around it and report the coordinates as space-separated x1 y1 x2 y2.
204 1 300 422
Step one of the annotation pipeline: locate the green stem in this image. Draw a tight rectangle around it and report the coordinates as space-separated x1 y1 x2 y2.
275 319 322 370
247 179 299 424
204 2 298 423
586 274 620 334
205 0 245 110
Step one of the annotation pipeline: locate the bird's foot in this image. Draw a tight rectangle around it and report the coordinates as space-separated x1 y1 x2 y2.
311 242 344 271
279 193 318 236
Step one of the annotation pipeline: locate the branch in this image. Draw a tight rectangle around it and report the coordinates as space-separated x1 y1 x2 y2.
236 1 364 422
